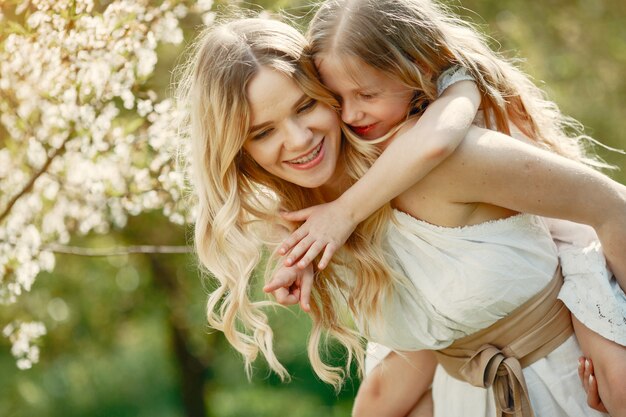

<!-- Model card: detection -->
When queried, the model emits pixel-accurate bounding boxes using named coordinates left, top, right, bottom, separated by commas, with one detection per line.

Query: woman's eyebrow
left=249, top=94, right=309, bottom=132
left=249, top=120, right=271, bottom=133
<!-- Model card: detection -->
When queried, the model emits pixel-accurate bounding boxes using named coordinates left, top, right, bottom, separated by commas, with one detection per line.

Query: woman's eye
left=297, top=99, right=317, bottom=113
left=252, top=128, right=273, bottom=140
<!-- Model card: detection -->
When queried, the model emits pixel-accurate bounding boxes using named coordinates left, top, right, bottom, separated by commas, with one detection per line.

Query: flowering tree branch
left=0, top=0, right=217, bottom=369
left=43, top=243, right=193, bottom=256
left=0, top=134, right=71, bottom=224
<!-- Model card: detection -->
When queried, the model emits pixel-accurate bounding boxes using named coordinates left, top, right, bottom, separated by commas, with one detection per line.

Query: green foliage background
left=1, top=1, right=625, bottom=416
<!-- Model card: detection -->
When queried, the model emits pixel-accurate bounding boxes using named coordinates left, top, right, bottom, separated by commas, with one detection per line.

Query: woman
left=177, top=17, right=626, bottom=416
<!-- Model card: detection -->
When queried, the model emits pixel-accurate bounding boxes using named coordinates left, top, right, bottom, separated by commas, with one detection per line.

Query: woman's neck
left=318, top=159, right=351, bottom=201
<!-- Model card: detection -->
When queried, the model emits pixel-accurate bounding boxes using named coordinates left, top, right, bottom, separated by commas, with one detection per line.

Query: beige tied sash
left=435, top=267, right=573, bottom=417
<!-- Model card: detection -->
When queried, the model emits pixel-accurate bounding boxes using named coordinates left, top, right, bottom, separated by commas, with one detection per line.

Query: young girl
left=178, top=14, right=626, bottom=417
left=268, top=0, right=626, bottom=415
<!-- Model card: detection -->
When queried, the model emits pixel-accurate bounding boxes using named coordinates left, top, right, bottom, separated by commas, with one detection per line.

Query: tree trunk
left=149, top=254, right=213, bottom=417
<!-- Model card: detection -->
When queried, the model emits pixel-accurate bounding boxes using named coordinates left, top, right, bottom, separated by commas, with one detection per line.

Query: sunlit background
left=1, top=0, right=624, bottom=416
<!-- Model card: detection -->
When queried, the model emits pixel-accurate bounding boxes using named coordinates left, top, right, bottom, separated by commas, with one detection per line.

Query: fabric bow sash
left=434, top=267, right=573, bottom=417
left=459, top=344, right=533, bottom=417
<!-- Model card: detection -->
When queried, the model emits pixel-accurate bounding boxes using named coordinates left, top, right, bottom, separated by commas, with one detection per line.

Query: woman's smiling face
left=243, top=66, right=343, bottom=190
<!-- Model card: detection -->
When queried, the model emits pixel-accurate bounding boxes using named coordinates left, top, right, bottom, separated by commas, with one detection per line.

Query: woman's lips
left=285, top=139, right=325, bottom=170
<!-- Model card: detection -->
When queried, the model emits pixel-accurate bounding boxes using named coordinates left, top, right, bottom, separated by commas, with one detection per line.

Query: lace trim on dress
left=558, top=242, right=626, bottom=346
left=392, top=208, right=536, bottom=236
left=436, top=65, right=476, bottom=97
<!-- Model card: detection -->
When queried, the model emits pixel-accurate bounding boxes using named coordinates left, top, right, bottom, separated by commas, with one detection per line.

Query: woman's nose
left=284, top=118, right=313, bottom=150
left=341, top=99, right=363, bottom=125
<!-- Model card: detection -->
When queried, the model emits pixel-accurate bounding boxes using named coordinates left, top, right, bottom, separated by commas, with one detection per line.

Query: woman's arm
left=448, top=127, right=626, bottom=288
left=353, top=350, right=437, bottom=417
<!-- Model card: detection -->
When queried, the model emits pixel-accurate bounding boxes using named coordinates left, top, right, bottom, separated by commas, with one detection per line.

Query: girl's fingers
left=278, top=229, right=308, bottom=256
left=297, top=241, right=326, bottom=269
left=285, top=235, right=315, bottom=266
left=280, top=207, right=313, bottom=221
left=317, top=243, right=337, bottom=270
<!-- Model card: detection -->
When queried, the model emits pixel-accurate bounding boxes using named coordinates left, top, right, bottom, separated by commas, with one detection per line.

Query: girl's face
left=316, top=54, right=414, bottom=140
left=243, top=67, right=343, bottom=190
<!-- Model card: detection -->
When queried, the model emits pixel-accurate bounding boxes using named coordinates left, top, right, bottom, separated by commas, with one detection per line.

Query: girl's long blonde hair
left=176, top=17, right=405, bottom=388
left=308, top=0, right=609, bottom=167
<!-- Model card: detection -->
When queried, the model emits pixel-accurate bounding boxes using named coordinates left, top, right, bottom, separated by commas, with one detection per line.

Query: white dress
left=545, top=218, right=626, bottom=346
left=362, top=211, right=614, bottom=417
left=434, top=65, right=626, bottom=347
left=361, top=66, right=624, bottom=416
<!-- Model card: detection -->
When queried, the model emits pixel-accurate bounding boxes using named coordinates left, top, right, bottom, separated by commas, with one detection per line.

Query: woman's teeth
left=290, top=142, right=322, bottom=164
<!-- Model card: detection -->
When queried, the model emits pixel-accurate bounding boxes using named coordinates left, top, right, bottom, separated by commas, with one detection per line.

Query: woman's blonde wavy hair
left=308, top=0, right=611, bottom=167
left=176, top=17, right=407, bottom=388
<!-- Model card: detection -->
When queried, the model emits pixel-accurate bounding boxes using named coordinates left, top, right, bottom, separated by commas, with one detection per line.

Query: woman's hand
left=578, top=357, right=608, bottom=413
left=263, top=263, right=314, bottom=312
left=278, top=200, right=358, bottom=270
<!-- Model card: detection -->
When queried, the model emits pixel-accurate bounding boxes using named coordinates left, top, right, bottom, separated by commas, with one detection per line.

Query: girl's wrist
left=335, top=194, right=365, bottom=225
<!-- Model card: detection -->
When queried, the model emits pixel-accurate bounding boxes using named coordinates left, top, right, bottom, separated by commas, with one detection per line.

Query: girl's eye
left=358, top=92, right=377, bottom=100
left=297, top=99, right=317, bottom=114
left=252, top=128, right=274, bottom=140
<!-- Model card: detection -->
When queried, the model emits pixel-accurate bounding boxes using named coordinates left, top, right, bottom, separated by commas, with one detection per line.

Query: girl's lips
left=285, top=139, right=325, bottom=170
left=350, top=123, right=377, bottom=136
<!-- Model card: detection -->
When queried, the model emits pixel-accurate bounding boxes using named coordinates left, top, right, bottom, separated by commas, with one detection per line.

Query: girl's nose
left=341, top=99, right=363, bottom=125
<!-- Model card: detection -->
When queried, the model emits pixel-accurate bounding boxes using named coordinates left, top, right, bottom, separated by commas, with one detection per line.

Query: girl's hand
left=578, top=357, right=608, bottom=413
left=263, top=263, right=314, bottom=312
left=278, top=200, right=358, bottom=270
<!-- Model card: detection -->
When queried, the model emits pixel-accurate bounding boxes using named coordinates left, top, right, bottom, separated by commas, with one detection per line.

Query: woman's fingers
left=273, top=287, right=299, bottom=306
left=578, top=357, right=587, bottom=391
left=580, top=357, right=608, bottom=413
left=299, top=267, right=314, bottom=312
left=263, top=269, right=295, bottom=293
left=587, top=374, right=608, bottom=412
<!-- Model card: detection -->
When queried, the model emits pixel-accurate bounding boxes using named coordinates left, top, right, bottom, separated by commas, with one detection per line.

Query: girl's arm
left=279, top=81, right=481, bottom=270
left=449, top=127, right=626, bottom=287
left=353, top=350, right=437, bottom=417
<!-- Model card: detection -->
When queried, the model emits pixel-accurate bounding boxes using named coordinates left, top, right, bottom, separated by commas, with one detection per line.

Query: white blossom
left=202, top=11, right=216, bottom=27
left=196, top=0, right=214, bottom=13
left=3, top=321, right=47, bottom=370
left=1, top=0, right=199, bottom=369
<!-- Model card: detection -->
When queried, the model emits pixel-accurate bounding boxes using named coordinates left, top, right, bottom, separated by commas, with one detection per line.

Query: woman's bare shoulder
left=444, top=126, right=546, bottom=173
